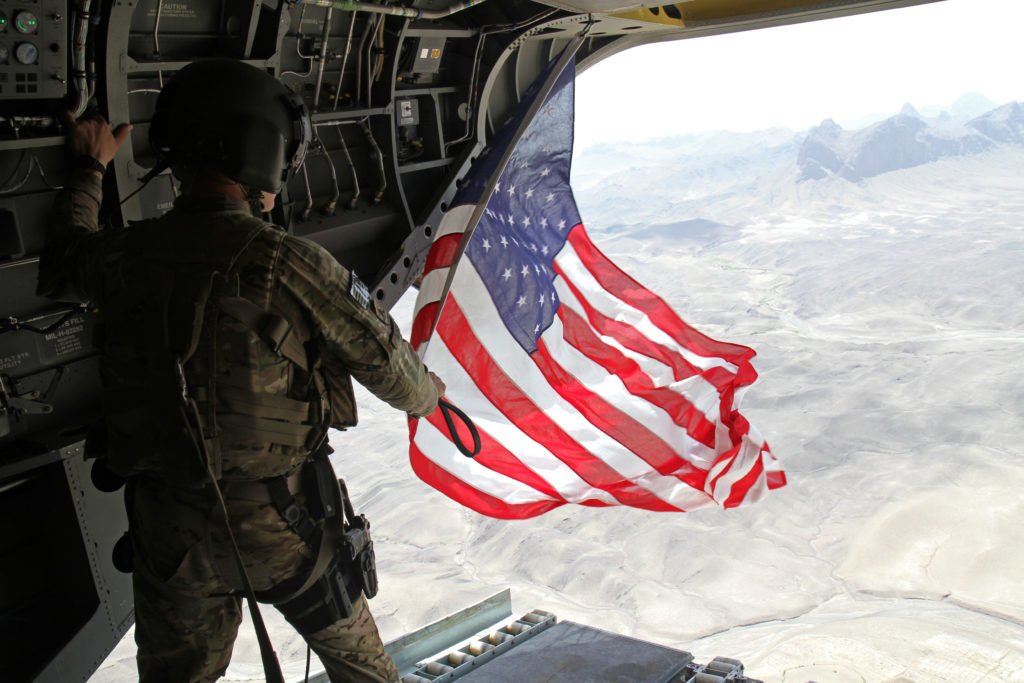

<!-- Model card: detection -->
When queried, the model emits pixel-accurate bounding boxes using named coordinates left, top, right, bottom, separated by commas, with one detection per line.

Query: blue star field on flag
left=462, top=63, right=579, bottom=354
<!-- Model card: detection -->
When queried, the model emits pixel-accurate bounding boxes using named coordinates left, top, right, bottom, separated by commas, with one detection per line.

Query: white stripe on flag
left=709, top=436, right=763, bottom=502
left=414, top=419, right=558, bottom=505
left=426, top=335, right=620, bottom=505
left=418, top=267, right=451, bottom=309
left=554, top=276, right=727, bottom=430
left=436, top=205, right=476, bottom=240
left=539, top=313, right=717, bottom=466
left=554, top=243, right=739, bottom=374
left=632, top=469, right=717, bottom=510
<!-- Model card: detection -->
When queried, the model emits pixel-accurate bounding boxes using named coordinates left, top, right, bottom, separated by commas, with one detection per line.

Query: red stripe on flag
left=424, top=233, right=462, bottom=272
left=723, top=450, right=766, bottom=509
left=556, top=304, right=718, bottom=462
left=420, top=407, right=570, bottom=504
left=724, top=408, right=751, bottom=449
left=567, top=226, right=757, bottom=366
left=554, top=261, right=720, bottom=394
left=766, top=468, right=787, bottom=489
left=409, top=441, right=562, bottom=520
left=533, top=336, right=704, bottom=487
left=555, top=262, right=741, bottom=437
left=412, top=301, right=440, bottom=348
left=411, top=232, right=463, bottom=348
left=439, top=298, right=682, bottom=511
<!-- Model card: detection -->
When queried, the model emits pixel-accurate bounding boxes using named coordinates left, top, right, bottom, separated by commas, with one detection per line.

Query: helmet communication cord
left=245, top=186, right=264, bottom=218
left=176, top=361, right=286, bottom=683
left=118, top=162, right=168, bottom=207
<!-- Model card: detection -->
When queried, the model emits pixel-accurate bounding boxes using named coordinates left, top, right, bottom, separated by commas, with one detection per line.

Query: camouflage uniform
left=40, top=169, right=439, bottom=682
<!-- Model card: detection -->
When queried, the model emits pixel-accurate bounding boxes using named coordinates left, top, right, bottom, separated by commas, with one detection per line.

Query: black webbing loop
left=267, top=476, right=318, bottom=544
left=438, top=399, right=481, bottom=458
left=337, top=477, right=357, bottom=524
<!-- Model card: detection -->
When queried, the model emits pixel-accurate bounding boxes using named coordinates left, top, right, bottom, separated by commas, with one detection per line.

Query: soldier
left=38, top=59, right=443, bottom=683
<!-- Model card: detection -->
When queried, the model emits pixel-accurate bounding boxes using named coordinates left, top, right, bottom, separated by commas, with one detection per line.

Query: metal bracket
left=683, top=656, right=752, bottom=683
left=0, top=371, right=58, bottom=421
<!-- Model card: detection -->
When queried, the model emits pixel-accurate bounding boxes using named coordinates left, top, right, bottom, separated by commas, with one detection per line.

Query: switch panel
left=0, top=2, right=68, bottom=100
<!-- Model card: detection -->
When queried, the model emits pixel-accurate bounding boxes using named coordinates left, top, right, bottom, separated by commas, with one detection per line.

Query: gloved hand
left=429, top=371, right=446, bottom=399
left=62, top=111, right=133, bottom=171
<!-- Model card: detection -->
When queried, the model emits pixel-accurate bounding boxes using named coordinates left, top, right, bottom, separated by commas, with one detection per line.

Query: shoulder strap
left=191, top=223, right=270, bottom=471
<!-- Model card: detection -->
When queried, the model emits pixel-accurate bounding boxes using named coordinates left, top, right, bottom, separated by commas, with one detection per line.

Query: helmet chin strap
left=244, top=185, right=265, bottom=218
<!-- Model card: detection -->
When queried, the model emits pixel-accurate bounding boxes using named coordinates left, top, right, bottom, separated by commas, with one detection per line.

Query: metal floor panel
left=457, top=621, right=694, bottom=683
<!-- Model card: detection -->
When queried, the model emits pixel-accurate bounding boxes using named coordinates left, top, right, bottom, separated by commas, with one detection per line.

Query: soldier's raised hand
left=429, top=371, right=446, bottom=399
left=62, top=111, right=133, bottom=170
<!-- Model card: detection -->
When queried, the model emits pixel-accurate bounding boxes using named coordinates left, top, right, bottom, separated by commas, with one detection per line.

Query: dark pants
left=130, top=478, right=399, bottom=683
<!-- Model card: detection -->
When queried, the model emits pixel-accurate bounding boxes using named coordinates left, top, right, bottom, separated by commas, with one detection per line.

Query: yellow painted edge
left=610, top=6, right=687, bottom=27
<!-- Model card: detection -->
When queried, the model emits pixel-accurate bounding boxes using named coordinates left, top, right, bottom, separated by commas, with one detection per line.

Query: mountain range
left=798, top=100, right=1024, bottom=181
left=570, top=95, right=1024, bottom=235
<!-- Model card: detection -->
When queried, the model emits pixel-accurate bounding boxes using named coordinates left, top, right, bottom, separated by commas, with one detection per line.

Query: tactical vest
left=97, top=203, right=354, bottom=486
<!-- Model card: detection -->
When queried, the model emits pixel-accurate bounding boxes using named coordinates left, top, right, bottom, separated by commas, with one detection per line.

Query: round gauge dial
left=0, top=46, right=9, bottom=64
left=0, top=12, right=9, bottom=32
left=15, top=11, right=39, bottom=34
left=15, top=41, right=38, bottom=65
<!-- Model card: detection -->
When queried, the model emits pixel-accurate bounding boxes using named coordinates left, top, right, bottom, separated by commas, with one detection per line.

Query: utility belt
left=229, top=454, right=379, bottom=634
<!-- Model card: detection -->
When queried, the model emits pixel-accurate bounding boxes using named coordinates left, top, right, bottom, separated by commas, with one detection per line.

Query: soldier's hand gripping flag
left=409, top=54, right=785, bottom=519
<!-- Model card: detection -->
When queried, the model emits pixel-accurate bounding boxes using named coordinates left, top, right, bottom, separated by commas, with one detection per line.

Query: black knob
left=90, top=458, right=125, bottom=492
left=112, top=532, right=134, bottom=573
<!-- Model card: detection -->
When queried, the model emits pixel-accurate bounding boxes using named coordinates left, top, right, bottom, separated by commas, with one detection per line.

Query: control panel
left=0, top=1, right=68, bottom=99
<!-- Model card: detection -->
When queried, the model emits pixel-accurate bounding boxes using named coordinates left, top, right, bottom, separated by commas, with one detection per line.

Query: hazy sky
left=574, top=0, right=1022, bottom=147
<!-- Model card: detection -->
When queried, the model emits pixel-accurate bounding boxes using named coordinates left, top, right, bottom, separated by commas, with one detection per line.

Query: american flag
left=409, top=57, right=785, bottom=519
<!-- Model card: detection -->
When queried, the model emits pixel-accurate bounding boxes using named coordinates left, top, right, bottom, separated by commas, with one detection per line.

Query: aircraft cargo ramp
left=305, top=590, right=762, bottom=683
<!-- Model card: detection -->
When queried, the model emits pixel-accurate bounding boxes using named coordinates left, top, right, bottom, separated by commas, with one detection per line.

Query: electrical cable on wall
left=71, top=0, right=96, bottom=116
left=360, top=117, right=386, bottom=204
left=315, top=130, right=341, bottom=214
left=291, top=0, right=491, bottom=21
left=300, top=162, right=314, bottom=220
left=312, top=6, right=335, bottom=109
left=331, top=11, right=358, bottom=110
left=283, top=3, right=317, bottom=77
left=0, top=154, right=63, bottom=194
left=355, top=12, right=373, bottom=106
left=153, top=0, right=165, bottom=87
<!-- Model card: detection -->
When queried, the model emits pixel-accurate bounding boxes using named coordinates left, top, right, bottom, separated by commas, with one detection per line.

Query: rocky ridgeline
left=798, top=101, right=1024, bottom=181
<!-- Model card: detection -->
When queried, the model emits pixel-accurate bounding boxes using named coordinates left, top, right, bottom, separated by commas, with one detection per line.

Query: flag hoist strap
left=219, top=296, right=313, bottom=372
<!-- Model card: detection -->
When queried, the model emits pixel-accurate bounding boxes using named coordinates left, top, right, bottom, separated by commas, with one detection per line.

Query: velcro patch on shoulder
left=349, top=272, right=372, bottom=309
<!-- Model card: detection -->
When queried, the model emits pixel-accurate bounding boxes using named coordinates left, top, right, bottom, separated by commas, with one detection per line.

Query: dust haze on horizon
left=574, top=0, right=1023, bottom=148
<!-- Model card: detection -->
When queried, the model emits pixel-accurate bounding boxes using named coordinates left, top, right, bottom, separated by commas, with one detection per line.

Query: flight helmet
left=149, top=58, right=310, bottom=194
